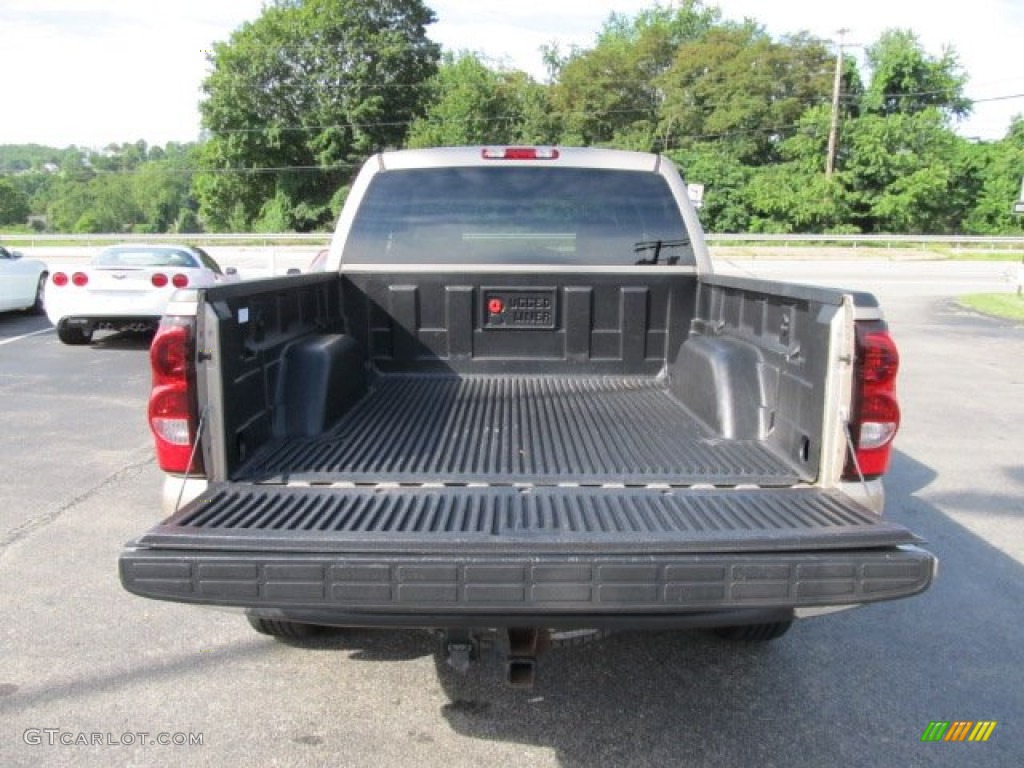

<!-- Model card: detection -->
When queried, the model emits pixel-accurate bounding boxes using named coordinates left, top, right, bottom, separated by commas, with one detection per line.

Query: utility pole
left=1014, top=176, right=1024, bottom=296
left=825, top=28, right=849, bottom=180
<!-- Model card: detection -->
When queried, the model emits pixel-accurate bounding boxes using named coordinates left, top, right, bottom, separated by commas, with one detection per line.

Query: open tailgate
left=121, top=484, right=934, bottom=618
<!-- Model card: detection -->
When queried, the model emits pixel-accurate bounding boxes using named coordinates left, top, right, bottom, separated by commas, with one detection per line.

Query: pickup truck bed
left=121, top=148, right=935, bottom=648
left=121, top=267, right=932, bottom=623
left=240, top=373, right=799, bottom=486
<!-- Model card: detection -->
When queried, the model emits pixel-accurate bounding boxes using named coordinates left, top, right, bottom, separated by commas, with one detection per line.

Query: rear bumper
left=119, top=545, right=935, bottom=625
left=45, top=294, right=168, bottom=328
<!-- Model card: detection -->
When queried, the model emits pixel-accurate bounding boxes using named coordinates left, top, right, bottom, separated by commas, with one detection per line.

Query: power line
left=972, top=92, right=1024, bottom=104
left=37, top=124, right=828, bottom=178
left=10, top=88, right=1021, bottom=179
left=193, top=86, right=1022, bottom=139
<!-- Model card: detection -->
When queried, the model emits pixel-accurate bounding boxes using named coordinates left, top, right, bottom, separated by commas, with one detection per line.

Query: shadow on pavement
left=89, top=329, right=155, bottom=351
left=268, top=627, right=436, bottom=663
left=420, top=449, right=1022, bottom=767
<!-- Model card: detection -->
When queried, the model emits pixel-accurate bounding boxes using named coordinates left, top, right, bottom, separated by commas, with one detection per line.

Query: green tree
left=659, top=27, right=832, bottom=162
left=57, top=147, right=94, bottom=183
left=863, top=29, right=970, bottom=119
left=0, top=178, right=30, bottom=226
left=45, top=177, right=92, bottom=232
left=11, top=169, right=54, bottom=215
left=548, top=1, right=721, bottom=148
left=841, top=109, right=960, bottom=232
left=132, top=159, right=193, bottom=233
left=0, top=144, right=63, bottom=173
left=741, top=107, right=852, bottom=232
left=36, top=142, right=197, bottom=233
left=195, top=0, right=439, bottom=232
left=407, top=53, right=557, bottom=147
left=45, top=173, right=142, bottom=234
left=803, top=30, right=973, bottom=234
left=963, top=118, right=1024, bottom=233
left=92, top=140, right=149, bottom=173
left=76, top=175, right=143, bottom=233
left=666, top=146, right=753, bottom=232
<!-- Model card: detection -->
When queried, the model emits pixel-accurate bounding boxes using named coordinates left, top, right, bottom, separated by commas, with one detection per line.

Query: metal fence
left=704, top=234, right=1024, bottom=249
left=3, top=233, right=328, bottom=247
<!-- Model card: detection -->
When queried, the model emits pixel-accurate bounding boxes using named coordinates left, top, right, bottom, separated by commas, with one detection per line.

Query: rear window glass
left=191, top=247, right=223, bottom=274
left=342, top=167, right=694, bottom=266
left=93, top=248, right=198, bottom=268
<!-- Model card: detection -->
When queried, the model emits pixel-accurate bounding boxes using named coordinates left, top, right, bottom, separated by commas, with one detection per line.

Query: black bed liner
left=239, top=375, right=800, bottom=486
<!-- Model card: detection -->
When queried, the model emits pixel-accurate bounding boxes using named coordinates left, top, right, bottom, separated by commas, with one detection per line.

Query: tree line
left=2, top=0, right=1022, bottom=235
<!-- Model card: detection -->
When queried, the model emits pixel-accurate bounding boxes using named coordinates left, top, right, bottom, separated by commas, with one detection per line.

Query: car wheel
left=32, top=273, right=47, bottom=314
left=57, top=320, right=93, bottom=346
left=712, top=621, right=793, bottom=642
left=246, top=614, right=325, bottom=640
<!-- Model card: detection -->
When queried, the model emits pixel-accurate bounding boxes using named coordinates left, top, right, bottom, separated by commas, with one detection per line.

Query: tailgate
left=121, top=484, right=934, bottom=616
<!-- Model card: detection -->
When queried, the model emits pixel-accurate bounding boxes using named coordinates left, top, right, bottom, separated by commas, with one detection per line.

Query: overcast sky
left=2, top=0, right=1022, bottom=147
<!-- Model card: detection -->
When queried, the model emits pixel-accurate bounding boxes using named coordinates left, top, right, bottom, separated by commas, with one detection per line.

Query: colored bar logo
left=921, top=721, right=997, bottom=742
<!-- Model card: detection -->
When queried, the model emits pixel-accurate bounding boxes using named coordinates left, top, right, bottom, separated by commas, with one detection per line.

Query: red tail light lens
left=149, top=386, right=193, bottom=449
left=52, top=272, right=68, bottom=287
left=152, top=273, right=168, bottom=288
left=172, top=273, right=189, bottom=288
left=72, top=272, right=89, bottom=287
left=482, top=147, right=560, bottom=160
left=844, top=323, right=901, bottom=480
left=148, top=317, right=202, bottom=474
left=860, top=331, right=899, bottom=385
left=151, top=324, right=188, bottom=384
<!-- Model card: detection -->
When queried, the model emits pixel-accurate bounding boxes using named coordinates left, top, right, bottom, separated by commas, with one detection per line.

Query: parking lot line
left=0, top=327, right=54, bottom=346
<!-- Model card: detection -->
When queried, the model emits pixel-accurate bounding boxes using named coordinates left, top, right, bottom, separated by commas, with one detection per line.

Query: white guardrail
left=4, top=232, right=1024, bottom=249
left=707, top=234, right=1024, bottom=248
left=4, top=233, right=328, bottom=246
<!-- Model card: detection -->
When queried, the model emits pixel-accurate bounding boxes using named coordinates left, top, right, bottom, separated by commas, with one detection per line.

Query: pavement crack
left=0, top=448, right=153, bottom=555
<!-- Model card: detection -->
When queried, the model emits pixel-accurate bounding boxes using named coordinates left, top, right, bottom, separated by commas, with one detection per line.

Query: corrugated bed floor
left=241, top=375, right=799, bottom=486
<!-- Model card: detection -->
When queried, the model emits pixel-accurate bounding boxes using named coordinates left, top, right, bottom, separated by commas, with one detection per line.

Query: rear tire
left=713, top=621, right=793, bottom=642
left=57, top=320, right=92, bottom=345
left=246, top=615, right=324, bottom=640
left=32, top=273, right=47, bottom=314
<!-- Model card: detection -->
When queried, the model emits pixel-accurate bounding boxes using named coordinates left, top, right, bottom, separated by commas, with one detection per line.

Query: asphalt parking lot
left=0, top=259, right=1021, bottom=767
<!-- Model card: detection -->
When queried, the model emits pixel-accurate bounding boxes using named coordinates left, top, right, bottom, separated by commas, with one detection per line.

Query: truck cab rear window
left=341, top=167, right=694, bottom=266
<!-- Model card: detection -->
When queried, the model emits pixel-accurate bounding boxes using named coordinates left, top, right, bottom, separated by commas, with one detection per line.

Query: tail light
left=152, top=273, right=168, bottom=288
left=172, top=273, right=189, bottom=288
left=148, top=316, right=203, bottom=474
left=482, top=147, right=560, bottom=160
left=72, top=272, right=89, bottom=286
left=52, top=272, right=69, bottom=287
left=844, top=321, right=900, bottom=480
